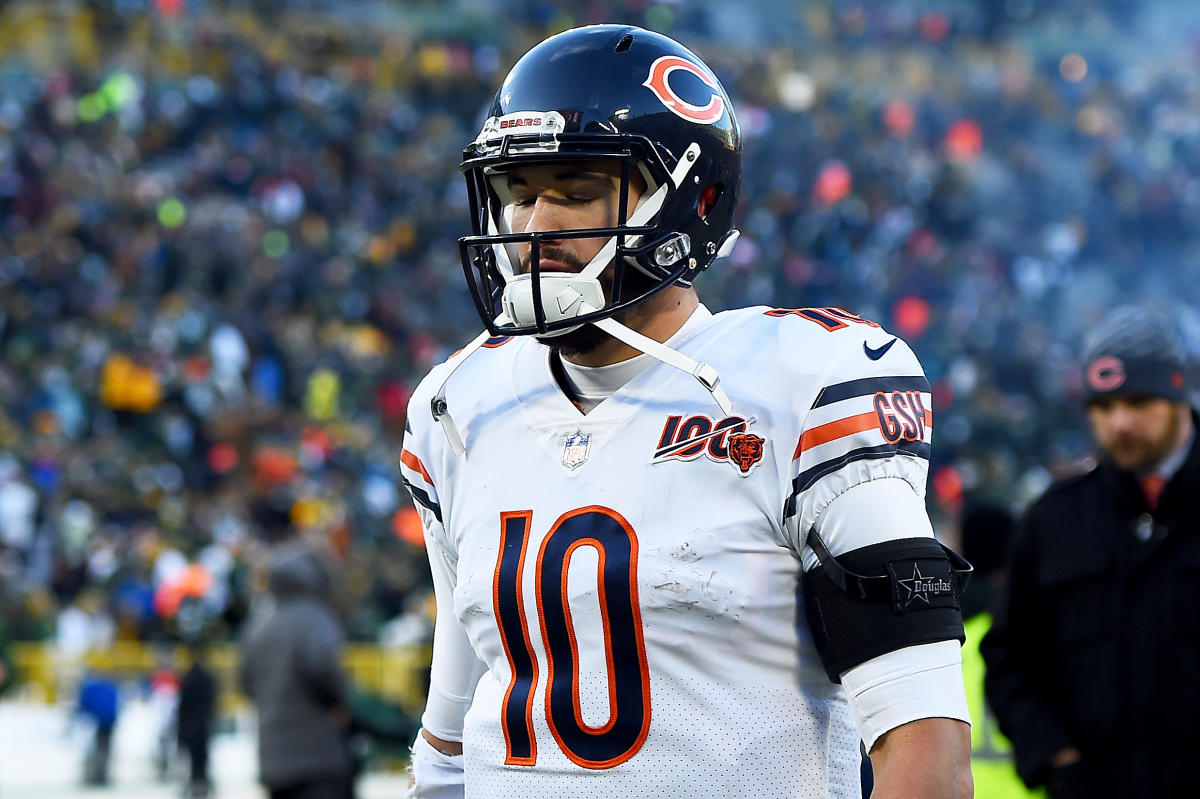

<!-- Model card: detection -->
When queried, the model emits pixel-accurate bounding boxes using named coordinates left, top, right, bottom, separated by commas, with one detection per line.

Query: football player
left=401, top=24, right=973, bottom=798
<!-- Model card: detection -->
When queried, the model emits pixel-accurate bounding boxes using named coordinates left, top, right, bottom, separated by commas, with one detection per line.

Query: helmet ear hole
left=698, top=184, right=723, bottom=220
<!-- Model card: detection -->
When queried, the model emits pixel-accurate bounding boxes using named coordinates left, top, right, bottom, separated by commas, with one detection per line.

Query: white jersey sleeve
left=400, top=386, right=487, bottom=744
left=778, top=315, right=933, bottom=559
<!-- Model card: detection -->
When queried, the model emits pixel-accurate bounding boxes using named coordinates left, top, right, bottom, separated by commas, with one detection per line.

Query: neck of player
left=561, top=285, right=699, bottom=368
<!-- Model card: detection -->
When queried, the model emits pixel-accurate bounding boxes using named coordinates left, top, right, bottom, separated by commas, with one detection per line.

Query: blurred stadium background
left=3, top=0, right=1200, bottom=796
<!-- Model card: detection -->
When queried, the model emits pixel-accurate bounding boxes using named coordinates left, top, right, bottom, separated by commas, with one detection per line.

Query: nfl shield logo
left=562, top=430, right=591, bottom=470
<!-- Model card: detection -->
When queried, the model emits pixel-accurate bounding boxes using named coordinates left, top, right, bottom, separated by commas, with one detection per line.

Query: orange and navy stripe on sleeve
left=399, top=448, right=442, bottom=523
left=785, top=374, right=932, bottom=518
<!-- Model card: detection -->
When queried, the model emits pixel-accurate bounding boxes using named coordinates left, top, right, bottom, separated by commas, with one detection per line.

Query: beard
left=523, top=246, right=660, bottom=359
left=1101, top=403, right=1188, bottom=472
left=542, top=321, right=613, bottom=359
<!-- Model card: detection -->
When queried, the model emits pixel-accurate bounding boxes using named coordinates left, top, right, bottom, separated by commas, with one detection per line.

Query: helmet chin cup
left=500, top=272, right=607, bottom=336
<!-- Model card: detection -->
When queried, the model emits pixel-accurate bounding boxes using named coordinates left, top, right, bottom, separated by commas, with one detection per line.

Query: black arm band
left=802, top=533, right=971, bottom=683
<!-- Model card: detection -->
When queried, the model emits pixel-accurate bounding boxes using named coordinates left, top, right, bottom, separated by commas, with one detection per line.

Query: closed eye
left=511, top=194, right=599, bottom=208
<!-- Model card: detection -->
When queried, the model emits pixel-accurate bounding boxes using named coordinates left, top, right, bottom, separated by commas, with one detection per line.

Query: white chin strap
left=432, top=304, right=730, bottom=457
left=587, top=305, right=732, bottom=415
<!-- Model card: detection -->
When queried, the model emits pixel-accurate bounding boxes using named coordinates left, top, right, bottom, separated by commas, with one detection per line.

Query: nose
left=1106, top=402, right=1142, bottom=434
left=521, top=196, right=567, bottom=239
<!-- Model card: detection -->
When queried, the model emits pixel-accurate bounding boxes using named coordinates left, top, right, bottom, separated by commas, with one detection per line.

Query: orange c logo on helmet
left=642, top=55, right=726, bottom=125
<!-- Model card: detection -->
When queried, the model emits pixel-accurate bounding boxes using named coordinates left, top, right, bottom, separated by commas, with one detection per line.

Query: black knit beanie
left=1082, top=306, right=1187, bottom=403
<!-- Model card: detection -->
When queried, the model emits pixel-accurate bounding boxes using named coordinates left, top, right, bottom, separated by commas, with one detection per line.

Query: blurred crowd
left=3, top=0, right=1200, bottom=655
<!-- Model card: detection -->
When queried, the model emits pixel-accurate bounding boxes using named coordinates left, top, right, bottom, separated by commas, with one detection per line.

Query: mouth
left=519, top=249, right=582, bottom=275
left=535, top=258, right=575, bottom=273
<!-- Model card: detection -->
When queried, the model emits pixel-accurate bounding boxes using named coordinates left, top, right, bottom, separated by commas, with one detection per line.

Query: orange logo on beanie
left=1086, top=356, right=1126, bottom=392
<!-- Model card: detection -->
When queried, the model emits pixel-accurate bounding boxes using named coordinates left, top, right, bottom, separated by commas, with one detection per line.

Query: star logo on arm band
left=894, top=564, right=955, bottom=610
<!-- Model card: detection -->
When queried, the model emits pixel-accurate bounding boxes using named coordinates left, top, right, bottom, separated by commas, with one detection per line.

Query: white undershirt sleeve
left=420, top=521, right=487, bottom=742
left=803, top=477, right=935, bottom=570
left=840, top=640, right=969, bottom=752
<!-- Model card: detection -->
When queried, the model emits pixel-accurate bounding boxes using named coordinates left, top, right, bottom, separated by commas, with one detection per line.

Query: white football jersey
left=401, top=305, right=934, bottom=798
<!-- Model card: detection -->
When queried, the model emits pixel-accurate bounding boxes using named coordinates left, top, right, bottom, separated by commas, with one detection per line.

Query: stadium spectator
left=177, top=641, right=219, bottom=798
left=239, top=548, right=353, bottom=799
left=982, top=306, right=1200, bottom=798
left=148, top=649, right=181, bottom=781
left=77, top=668, right=121, bottom=786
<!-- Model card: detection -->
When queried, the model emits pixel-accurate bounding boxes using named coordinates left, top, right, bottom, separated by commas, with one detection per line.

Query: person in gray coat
left=239, top=549, right=353, bottom=799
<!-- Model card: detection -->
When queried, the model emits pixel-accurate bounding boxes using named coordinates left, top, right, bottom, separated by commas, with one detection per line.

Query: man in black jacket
left=982, top=305, right=1199, bottom=799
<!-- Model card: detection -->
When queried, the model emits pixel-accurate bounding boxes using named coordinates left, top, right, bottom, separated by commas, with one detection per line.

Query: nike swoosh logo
left=863, top=338, right=898, bottom=361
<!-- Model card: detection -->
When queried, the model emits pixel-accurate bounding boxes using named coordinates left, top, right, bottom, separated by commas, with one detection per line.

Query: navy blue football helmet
left=458, top=25, right=742, bottom=337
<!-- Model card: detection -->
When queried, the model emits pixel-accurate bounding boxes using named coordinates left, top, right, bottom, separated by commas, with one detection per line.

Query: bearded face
left=1087, top=395, right=1190, bottom=472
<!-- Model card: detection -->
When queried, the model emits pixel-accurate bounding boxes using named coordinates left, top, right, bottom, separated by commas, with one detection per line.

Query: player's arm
left=804, top=480, right=972, bottom=797
left=399, top=433, right=484, bottom=799
left=420, top=730, right=463, bottom=756
left=403, top=514, right=485, bottom=799
left=781, top=318, right=970, bottom=794
left=868, top=716, right=972, bottom=799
